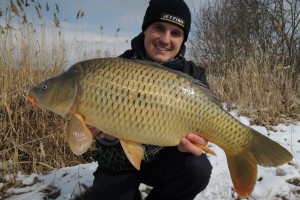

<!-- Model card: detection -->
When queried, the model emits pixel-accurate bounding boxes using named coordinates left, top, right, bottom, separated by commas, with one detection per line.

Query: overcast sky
left=0, top=0, right=205, bottom=58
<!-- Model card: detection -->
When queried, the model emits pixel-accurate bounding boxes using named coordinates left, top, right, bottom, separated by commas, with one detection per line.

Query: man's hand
left=87, top=125, right=207, bottom=155
left=178, top=134, right=208, bottom=156
left=86, top=125, right=117, bottom=141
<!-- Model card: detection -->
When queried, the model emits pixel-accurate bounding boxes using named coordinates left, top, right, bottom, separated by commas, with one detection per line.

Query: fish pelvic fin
left=120, top=140, right=145, bottom=170
left=227, top=128, right=293, bottom=198
left=68, top=114, right=93, bottom=155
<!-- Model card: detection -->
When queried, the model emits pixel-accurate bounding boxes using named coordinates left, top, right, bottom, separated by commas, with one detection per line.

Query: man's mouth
left=154, top=44, right=170, bottom=51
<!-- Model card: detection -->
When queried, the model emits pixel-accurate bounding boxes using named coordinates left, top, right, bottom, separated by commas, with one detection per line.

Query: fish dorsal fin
left=131, top=58, right=222, bottom=107
left=192, top=80, right=223, bottom=107
left=68, top=113, right=93, bottom=155
left=120, top=140, right=145, bottom=170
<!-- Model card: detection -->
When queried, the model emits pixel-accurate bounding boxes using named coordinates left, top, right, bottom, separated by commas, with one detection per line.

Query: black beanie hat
left=142, top=0, right=191, bottom=42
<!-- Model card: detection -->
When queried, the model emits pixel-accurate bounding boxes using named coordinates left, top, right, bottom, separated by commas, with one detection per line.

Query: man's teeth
left=155, top=44, right=169, bottom=51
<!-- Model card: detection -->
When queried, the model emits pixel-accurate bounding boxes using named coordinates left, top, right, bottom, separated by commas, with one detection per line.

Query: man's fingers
left=178, top=134, right=210, bottom=156
left=86, top=125, right=117, bottom=141
left=179, top=138, right=203, bottom=156
left=186, top=134, right=208, bottom=146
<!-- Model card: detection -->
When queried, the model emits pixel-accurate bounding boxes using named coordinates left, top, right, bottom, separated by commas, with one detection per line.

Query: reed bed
left=207, top=52, right=299, bottom=127
left=0, top=14, right=89, bottom=197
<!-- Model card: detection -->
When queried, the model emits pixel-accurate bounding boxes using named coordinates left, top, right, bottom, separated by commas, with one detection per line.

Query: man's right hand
left=86, top=125, right=117, bottom=141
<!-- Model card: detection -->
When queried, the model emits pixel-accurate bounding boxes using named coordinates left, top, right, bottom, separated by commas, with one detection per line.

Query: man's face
left=144, top=21, right=184, bottom=62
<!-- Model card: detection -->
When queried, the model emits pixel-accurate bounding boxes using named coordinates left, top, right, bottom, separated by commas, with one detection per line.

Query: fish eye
left=42, top=84, right=48, bottom=90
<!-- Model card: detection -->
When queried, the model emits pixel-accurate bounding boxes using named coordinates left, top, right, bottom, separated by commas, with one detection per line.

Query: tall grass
left=0, top=4, right=89, bottom=196
left=0, top=1, right=117, bottom=182
left=207, top=50, right=300, bottom=127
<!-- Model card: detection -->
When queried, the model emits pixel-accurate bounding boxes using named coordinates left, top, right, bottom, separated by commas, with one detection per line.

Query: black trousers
left=89, top=147, right=212, bottom=200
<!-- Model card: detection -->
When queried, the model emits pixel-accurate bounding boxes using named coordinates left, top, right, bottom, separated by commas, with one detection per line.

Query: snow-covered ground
left=2, top=113, right=300, bottom=200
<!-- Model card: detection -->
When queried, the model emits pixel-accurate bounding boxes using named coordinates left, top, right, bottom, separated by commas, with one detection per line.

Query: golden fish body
left=27, top=58, right=293, bottom=198
left=77, top=59, right=246, bottom=152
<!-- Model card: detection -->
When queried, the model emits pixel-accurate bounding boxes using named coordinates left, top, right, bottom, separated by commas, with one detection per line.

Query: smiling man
left=143, top=21, right=184, bottom=62
left=88, top=0, right=212, bottom=199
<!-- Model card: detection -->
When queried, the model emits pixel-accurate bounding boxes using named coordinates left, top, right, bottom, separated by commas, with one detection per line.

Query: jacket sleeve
left=118, top=50, right=133, bottom=59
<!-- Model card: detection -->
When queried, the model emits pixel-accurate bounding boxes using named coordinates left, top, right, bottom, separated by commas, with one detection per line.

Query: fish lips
left=26, top=91, right=37, bottom=106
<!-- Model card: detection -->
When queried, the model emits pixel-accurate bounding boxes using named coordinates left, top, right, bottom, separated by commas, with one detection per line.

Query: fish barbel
left=27, top=58, right=293, bottom=198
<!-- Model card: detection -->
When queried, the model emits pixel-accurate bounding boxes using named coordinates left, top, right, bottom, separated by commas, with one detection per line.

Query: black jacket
left=93, top=33, right=209, bottom=171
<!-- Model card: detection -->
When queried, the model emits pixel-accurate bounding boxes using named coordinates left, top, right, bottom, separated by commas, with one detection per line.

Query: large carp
left=27, top=58, right=293, bottom=198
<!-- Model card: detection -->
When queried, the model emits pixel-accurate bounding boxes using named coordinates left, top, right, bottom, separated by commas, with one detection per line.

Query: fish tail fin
left=227, top=152, right=257, bottom=198
left=227, top=128, right=293, bottom=198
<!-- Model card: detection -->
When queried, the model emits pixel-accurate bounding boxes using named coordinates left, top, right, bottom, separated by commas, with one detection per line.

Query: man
left=89, top=0, right=212, bottom=199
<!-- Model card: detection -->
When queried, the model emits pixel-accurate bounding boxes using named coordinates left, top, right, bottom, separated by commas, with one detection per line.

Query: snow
left=2, top=116, right=300, bottom=200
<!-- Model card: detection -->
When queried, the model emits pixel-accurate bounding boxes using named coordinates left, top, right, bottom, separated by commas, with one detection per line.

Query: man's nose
left=159, top=31, right=171, bottom=44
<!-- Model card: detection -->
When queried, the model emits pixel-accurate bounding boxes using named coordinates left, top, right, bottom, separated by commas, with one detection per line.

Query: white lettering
left=160, top=13, right=185, bottom=27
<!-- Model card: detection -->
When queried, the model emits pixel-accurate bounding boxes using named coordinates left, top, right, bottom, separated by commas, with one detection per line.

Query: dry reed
left=0, top=4, right=92, bottom=197
left=207, top=51, right=300, bottom=127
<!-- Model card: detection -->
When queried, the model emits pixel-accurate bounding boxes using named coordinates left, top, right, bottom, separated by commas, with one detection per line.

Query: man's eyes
left=154, top=26, right=164, bottom=32
left=172, top=31, right=183, bottom=37
left=153, top=25, right=183, bottom=37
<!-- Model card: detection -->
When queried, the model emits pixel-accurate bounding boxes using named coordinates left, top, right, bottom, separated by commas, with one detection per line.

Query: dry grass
left=0, top=2, right=113, bottom=197
left=0, top=5, right=91, bottom=196
left=207, top=52, right=300, bottom=127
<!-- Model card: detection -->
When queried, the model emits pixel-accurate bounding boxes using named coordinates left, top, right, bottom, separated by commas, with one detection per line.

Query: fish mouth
left=26, top=93, right=37, bottom=106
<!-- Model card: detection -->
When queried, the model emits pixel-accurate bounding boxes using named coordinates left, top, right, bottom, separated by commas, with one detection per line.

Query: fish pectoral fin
left=194, top=144, right=217, bottom=156
left=68, top=114, right=93, bottom=155
left=120, top=140, right=145, bottom=170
